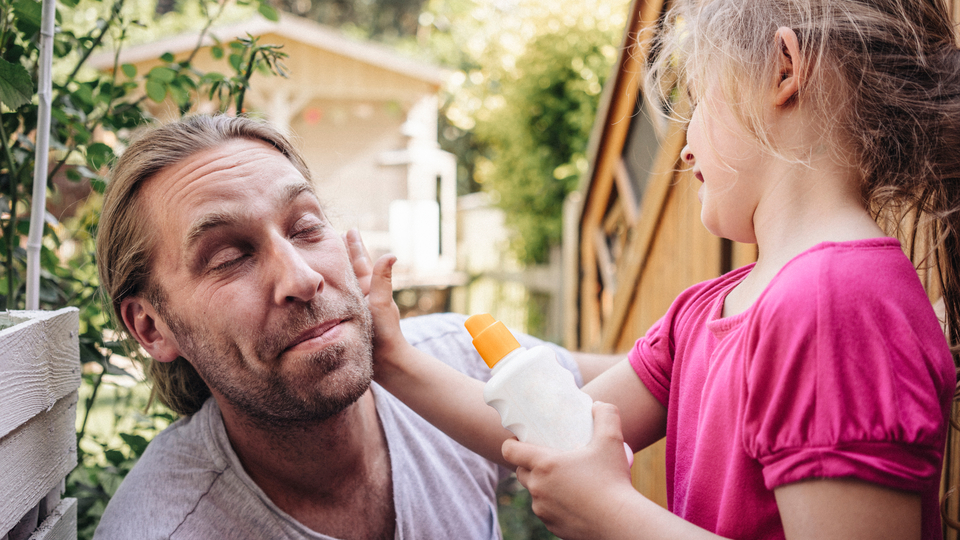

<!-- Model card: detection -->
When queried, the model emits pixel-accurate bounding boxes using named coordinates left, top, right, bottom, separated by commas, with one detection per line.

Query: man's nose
left=270, top=238, right=323, bottom=304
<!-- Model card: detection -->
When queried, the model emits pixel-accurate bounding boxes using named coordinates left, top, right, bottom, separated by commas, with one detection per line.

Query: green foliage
left=68, top=378, right=174, bottom=538
left=271, top=0, right=427, bottom=41
left=497, top=476, right=558, bottom=540
left=474, top=25, right=620, bottom=264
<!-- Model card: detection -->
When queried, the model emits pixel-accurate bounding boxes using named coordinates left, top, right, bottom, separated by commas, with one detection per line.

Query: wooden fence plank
left=28, top=498, right=77, bottom=540
left=0, top=308, right=80, bottom=440
left=0, top=392, right=78, bottom=538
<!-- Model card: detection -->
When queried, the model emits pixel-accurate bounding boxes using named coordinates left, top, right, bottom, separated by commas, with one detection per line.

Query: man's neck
left=217, top=388, right=396, bottom=539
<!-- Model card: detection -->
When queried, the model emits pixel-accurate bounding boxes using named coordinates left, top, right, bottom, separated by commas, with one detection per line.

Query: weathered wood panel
left=0, top=308, right=81, bottom=439
left=28, top=498, right=77, bottom=540
left=616, top=170, right=723, bottom=509
left=0, top=392, right=78, bottom=538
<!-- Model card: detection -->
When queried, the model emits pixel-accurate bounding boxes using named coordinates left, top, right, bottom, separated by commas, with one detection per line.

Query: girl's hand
left=344, top=229, right=373, bottom=295
left=343, top=229, right=409, bottom=374
left=502, top=402, right=639, bottom=540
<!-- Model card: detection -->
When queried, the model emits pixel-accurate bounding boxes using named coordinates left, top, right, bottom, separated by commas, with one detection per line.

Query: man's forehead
left=142, top=139, right=320, bottom=257
left=143, top=139, right=314, bottom=207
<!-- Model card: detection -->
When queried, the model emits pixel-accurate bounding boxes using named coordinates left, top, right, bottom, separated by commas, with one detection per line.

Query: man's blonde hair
left=97, top=115, right=314, bottom=416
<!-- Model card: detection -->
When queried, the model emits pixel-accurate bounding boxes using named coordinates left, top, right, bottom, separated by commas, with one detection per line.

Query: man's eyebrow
left=182, top=181, right=320, bottom=252
left=283, top=181, right=316, bottom=205
left=183, top=211, right=240, bottom=253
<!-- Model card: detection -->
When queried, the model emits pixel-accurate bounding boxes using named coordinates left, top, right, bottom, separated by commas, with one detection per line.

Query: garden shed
left=570, top=0, right=960, bottom=534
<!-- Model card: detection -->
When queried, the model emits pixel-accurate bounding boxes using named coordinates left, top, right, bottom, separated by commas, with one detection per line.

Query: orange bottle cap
left=464, top=313, right=521, bottom=368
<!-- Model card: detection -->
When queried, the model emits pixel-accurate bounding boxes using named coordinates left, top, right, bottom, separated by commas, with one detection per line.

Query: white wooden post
left=0, top=308, right=81, bottom=540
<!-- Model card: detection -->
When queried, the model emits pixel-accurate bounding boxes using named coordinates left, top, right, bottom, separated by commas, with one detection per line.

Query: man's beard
left=158, top=282, right=375, bottom=430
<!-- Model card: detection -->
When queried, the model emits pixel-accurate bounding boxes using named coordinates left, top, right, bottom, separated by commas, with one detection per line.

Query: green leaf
left=160, top=52, right=175, bottom=63
left=0, top=58, right=34, bottom=110
left=211, top=45, right=224, bottom=60
left=147, top=66, right=176, bottom=84
left=258, top=2, right=279, bottom=21
left=90, top=178, right=106, bottom=194
left=168, top=84, right=189, bottom=107
left=104, top=449, right=125, bottom=467
left=12, top=0, right=42, bottom=37
left=119, top=433, right=149, bottom=457
left=72, top=83, right=94, bottom=106
left=85, top=142, right=114, bottom=170
left=120, top=63, right=136, bottom=78
left=145, top=79, right=166, bottom=103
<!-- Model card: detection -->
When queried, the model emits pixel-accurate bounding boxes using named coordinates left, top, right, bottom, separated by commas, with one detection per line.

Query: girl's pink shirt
left=629, top=238, right=954, bottom=539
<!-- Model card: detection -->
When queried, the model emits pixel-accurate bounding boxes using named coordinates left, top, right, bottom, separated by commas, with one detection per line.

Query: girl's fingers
left=592, top=401, right=624, bottom=439
left=369, top=254, right=397, bottom=308
left=344, top=229, right=373, bottom=295
left=502, top=438, right=553, bottom=471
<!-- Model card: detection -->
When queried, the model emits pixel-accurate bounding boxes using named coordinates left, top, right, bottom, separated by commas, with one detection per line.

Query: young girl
left=351, top=0, right=960, bottom=537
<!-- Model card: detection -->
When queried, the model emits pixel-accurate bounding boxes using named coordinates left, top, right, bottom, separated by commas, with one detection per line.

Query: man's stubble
left=153, top=275, right=375, bottom=431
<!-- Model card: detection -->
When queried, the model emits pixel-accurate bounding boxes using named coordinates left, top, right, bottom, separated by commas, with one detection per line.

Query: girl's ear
left=774, top=27, right=802, bottom=106
left=120, top=296, right=182, bottom=363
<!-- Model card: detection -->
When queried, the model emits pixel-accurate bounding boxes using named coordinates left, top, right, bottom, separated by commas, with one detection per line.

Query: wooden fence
left=0, top=308, right=81, bottom=540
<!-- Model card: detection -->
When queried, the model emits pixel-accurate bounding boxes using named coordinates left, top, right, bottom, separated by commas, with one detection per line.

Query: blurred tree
left=408, top=0, right=629, bottom=263
left=272, top=0, right=427, bottom=40
left=472, top=24, right=620, bottom=263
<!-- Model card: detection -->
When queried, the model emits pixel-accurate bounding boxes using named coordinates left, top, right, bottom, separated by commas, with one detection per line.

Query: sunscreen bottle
left=465, top=313, right=594, bottom=451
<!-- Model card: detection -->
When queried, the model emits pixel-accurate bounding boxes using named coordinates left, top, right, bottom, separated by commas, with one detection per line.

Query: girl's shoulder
left=751, top=237, right=952, bottom=378
left=764, top=237, right=915, bottom=306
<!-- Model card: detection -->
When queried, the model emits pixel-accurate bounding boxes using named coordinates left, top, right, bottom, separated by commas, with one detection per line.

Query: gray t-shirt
left=94, top=313, right=580, bottom=540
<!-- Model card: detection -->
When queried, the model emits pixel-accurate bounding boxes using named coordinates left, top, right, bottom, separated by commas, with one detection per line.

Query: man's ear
left=120, top=296, right=181, bottom=363
left=774, top=26, right=802, bottom=106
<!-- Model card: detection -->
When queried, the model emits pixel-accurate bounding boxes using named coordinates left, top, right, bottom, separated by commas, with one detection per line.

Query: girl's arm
left=504, top=403, right=922, bottom=540
left=347, top=230, right=515, bottom=467
left=775, top=480, right=920, bottom=540
left=503, top=402, right=723, bottom=540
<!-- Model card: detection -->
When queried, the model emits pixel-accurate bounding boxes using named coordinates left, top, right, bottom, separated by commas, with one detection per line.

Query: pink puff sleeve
left=740, top=249, right=953, bottom=494
left=629, top=314, right=673, bottom=408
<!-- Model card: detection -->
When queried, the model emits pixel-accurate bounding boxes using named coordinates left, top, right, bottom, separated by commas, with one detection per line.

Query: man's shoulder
left=399, top=312, right=470, bottom=347
left=94, top=404, right=227, bottom=539
left=399, top=312, right=579, bottom=385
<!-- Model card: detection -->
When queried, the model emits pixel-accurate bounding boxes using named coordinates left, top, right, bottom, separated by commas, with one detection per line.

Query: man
left=94, top=115, right=613, bottom=539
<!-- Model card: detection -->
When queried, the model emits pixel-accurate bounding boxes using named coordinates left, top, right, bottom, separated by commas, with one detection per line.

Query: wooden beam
left=0, top=392, right=78, bottom=538
left=580, top=221, right=603, bottom=350
left=614, top=159, right=639, bottom=225
left=601, top=120, right=688, bottom=351
left=28, top=498, right=77, bottom=540
left=0, top=308, right=80, bottom=440
left=594, top=229, right=618, bottom=294
left=577, top=0, right=667, bottom=351
left=603, top=201, right=626, bottom=236
left=580, top=0, right=664, bottom=235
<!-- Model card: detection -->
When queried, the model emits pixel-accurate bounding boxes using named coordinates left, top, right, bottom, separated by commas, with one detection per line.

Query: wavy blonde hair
left=96, top=115, right=313, bottom=416
left=647, top=0, right=960, bottom=364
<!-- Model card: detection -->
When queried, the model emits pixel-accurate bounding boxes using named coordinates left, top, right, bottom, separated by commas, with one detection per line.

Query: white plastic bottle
left=465, top=313, right=594, bottom=451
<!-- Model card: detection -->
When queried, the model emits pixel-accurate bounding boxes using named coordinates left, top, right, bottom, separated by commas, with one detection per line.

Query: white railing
left=0, top=308, right=80, bottom=540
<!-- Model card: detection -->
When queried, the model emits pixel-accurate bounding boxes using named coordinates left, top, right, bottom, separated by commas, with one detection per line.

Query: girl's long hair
left=646, top=0, right=960, bottom=377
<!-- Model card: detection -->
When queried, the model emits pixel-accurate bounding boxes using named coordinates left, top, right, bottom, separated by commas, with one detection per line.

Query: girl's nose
left=681, top=145, right=695, bottom=165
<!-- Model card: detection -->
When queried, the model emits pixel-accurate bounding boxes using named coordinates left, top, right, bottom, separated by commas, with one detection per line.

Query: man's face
left=142, top=138, right=373, bottom=427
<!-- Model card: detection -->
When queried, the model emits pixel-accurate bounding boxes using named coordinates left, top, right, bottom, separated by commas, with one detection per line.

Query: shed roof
left=88, top=12, right=446, bottom=86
